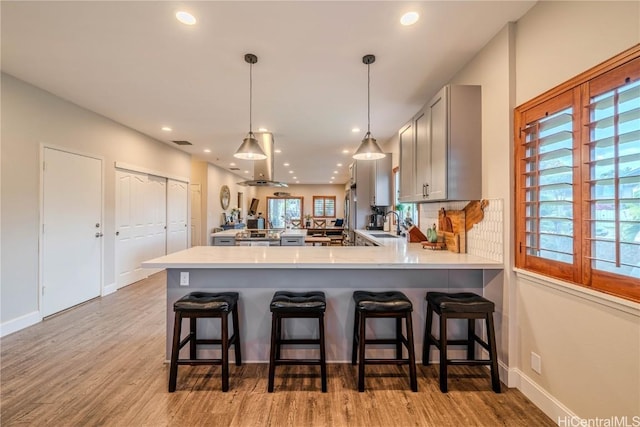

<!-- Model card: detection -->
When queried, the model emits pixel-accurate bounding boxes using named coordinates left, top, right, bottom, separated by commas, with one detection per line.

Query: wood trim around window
left=514, top=44, right=640, bottom=302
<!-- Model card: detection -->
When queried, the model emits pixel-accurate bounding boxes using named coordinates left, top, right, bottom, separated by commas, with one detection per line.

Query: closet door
left=167, top=179, right=188, bottom=254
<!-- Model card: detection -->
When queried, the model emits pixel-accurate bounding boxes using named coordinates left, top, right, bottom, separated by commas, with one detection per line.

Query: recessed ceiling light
left=176, top=11, right=196, bottom=25
left=274, top=149, right=282, bottom=153
left=342, top=149, right=350, bottom=154
left=400, top=11, right=419, bottom=26
left=244, top=170, right=249, bottom=174
left=337, top=163, right=343, bottom=167
left=333, top=171, right=338, bottom=174
left=296, top=181, right=300, bottom=184
left=351, top=128, right=360, bottom=133
left=283, top=162, right=290, bottom=167
left=230, top=162, right=236, bottom=166
left=292, top=176, right=297, bottom=179
left=289, top=170, right=294, bottom=174
left=258, top=127, right=268, bottom=132
left=203, top=149, right=211, bottom=153
left=161, top=126, right=172, bottom=132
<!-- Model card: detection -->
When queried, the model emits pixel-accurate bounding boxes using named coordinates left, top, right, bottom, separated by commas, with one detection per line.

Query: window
left=267, top=196, right=303, bottom=228
left=515, top=46, right=640, bottom=302
left=313, top=196, right=336, bottom=218
left=393, top=167, right=419, bottom=226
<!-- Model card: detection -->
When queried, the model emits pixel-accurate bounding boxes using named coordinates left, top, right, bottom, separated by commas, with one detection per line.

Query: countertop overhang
left=143, top=230, right=503, bottom=270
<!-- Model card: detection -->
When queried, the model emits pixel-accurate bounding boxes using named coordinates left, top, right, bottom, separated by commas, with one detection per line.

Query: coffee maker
left=368, top=210, right=385, bottom=230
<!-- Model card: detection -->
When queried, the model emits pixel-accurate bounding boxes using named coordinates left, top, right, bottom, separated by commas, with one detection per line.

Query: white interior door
left=167, top=179, right=188, bottom=254
left=42, top=148, right=102, bottom=317
left=145, top=175, right=167, bottom=275
left=190, top=184, right=202, bottom=247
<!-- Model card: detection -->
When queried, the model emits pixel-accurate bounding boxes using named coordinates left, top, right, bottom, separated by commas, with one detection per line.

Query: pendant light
left=234, top=53, right=267, bottom=160
left=353, top=54, right=385, bottom=160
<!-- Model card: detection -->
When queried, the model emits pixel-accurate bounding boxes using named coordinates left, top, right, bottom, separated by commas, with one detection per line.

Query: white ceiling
left=1, top=1, right=535, bottom=185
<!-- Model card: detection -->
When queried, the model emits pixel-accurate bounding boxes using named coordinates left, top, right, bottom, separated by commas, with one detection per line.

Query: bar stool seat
left=351, top=291, right=418, bottom=392
left=268, top=291, right=327, bottom=392
left=423, top=291, right=500, bottom=393
left=169, top=291, right=241, bottom=392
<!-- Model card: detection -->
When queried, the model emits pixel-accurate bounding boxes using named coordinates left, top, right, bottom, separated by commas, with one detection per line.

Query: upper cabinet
left=399, top=85, right=482, bottom=203
left=369, top=155, right=392, bottom=207
left=350, top=156, right=392, bottom=207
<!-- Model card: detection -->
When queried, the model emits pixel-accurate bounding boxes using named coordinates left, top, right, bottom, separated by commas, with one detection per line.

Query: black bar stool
left=351, top=290, right=418, bottom=392
left=423, top=291, right=500, bottom=393
left=169, top=292, right=241, bottom=392
left=268, top=291, right=327, bottom=392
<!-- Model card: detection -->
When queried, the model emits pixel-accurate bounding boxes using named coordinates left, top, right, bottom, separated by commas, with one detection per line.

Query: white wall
left=1, top=73, right=191, bottom=328
left=206, top=163, right=257, bottom=241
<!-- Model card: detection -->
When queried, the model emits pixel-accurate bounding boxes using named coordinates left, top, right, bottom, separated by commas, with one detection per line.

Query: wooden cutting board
left=438, top=208, right=466, bottom=253
left=440, top=231, right=460, bottom=253
left=463, top=199, right=489, bottom=231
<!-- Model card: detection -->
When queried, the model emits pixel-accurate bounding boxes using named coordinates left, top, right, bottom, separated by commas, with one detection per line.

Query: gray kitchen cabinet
left=280, top=235, right=304, bottom=246
left=399, top=85, right=481, bottom=203
left=212, top=236, right=236, bottom=246
left=369, top=155, right=392, bottom=207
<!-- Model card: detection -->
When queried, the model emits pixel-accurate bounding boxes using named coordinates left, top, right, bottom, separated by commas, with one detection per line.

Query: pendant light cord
left=367, top=62, right=371, bottom=135
left=249, top=61, right=253, bottom=134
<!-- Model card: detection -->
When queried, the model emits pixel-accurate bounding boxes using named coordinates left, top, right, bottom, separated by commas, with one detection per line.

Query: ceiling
left=1, top=1, right=535, bottom=185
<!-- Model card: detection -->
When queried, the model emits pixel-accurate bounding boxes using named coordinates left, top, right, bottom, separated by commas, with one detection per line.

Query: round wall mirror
left=220, top=185, right=230, bottom=210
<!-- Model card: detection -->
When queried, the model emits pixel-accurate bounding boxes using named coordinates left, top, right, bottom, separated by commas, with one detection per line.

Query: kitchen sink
left=369, top=233, right=399, bottom=238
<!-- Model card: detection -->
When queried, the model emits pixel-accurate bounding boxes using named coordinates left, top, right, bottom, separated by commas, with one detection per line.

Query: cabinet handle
left=424, top=183, right=429, bottom=198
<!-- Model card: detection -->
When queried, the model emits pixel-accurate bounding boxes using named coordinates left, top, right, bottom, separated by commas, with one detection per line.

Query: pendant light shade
left=234, top=53, right=267, bottom=160
left=353, top=54, right=385, bottom=160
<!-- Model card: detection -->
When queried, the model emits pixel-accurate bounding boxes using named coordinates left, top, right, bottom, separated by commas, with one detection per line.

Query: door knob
left=116, top=231, right=120, bottom=236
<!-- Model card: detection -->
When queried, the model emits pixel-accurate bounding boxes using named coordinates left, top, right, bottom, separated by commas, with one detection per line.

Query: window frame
left=312, top=196, right=336, bottom=218
left=514, top=44, right=640, bottom=302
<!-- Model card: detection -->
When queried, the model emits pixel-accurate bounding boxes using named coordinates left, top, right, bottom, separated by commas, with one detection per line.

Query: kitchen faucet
left=385, top=211, right=402, bottom=236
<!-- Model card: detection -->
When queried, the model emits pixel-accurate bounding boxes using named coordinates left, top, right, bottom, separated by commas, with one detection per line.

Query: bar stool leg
left=232, top=305, right=242, bottom=366
left=395, top=317, right=403, bottom=359
left=467, top=318, right=476, bottom=360
left=486, top=313, right=501, bottom=393
left=405, top=312, right=418, bottom=392
left=267, top=313, right=278, bottom=393
left=439, top=313, right=448, bottom=393
left=351, top=306, right=359, bottom=365
left=423, top=303, right=434, bottom=365
left=357, top=312, right=366, bottom=392
left=189, top=317, right=197, bottom=359
left=221, top=312, right=230, bottom=392
left=169, top=312, right=183, bottom=392
left=319, top=313, right=327, bottom=392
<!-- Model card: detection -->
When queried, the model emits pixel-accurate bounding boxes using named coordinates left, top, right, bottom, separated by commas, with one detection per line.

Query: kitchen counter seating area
left=144, top=230, right=503, bottom=366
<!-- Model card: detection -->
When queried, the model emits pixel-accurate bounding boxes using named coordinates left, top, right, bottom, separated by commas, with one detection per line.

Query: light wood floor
left=1, top=272, right=554, bottom=426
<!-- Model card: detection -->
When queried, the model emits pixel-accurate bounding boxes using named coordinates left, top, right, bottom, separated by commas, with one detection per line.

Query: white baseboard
left=1, top=311, right=42, bottom=337
left=511, top=368, right=578, bottom=423
left=102, top=282, right=117, bottom=296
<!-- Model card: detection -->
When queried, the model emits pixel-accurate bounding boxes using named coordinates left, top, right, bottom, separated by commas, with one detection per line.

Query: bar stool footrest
left=448, top=359, right=493, bottom=366
left=275, top=359, right=323, bottom=365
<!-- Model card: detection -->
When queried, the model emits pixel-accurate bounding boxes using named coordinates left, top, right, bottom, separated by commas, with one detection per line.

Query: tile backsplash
left=417, top=198, right=503, bottom=262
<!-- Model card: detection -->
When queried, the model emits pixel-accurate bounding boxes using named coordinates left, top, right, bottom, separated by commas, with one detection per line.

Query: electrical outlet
left=179, top=272, right=189, bottom=286
left=531, top=351, right=542, bottom=374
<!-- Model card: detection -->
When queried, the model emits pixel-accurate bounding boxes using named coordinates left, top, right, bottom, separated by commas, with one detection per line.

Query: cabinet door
left=425, top=87, right=448, bottom=200
left=398, top=122, right=415, bottom=202
left=370, top=156, right=391, bottom=206
left=414, top=109, right=429, bottom=200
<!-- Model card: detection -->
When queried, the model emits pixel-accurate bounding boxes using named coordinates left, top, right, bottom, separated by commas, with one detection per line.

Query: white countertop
left=143, top=229, right=502, bottom=270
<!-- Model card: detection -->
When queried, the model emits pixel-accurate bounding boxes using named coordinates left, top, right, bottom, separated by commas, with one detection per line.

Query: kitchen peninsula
left=142, top=230, right=503, bottom=362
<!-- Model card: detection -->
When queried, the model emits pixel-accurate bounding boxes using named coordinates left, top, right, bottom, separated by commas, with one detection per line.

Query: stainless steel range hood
left=237, top=132, right=288, bottom=187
